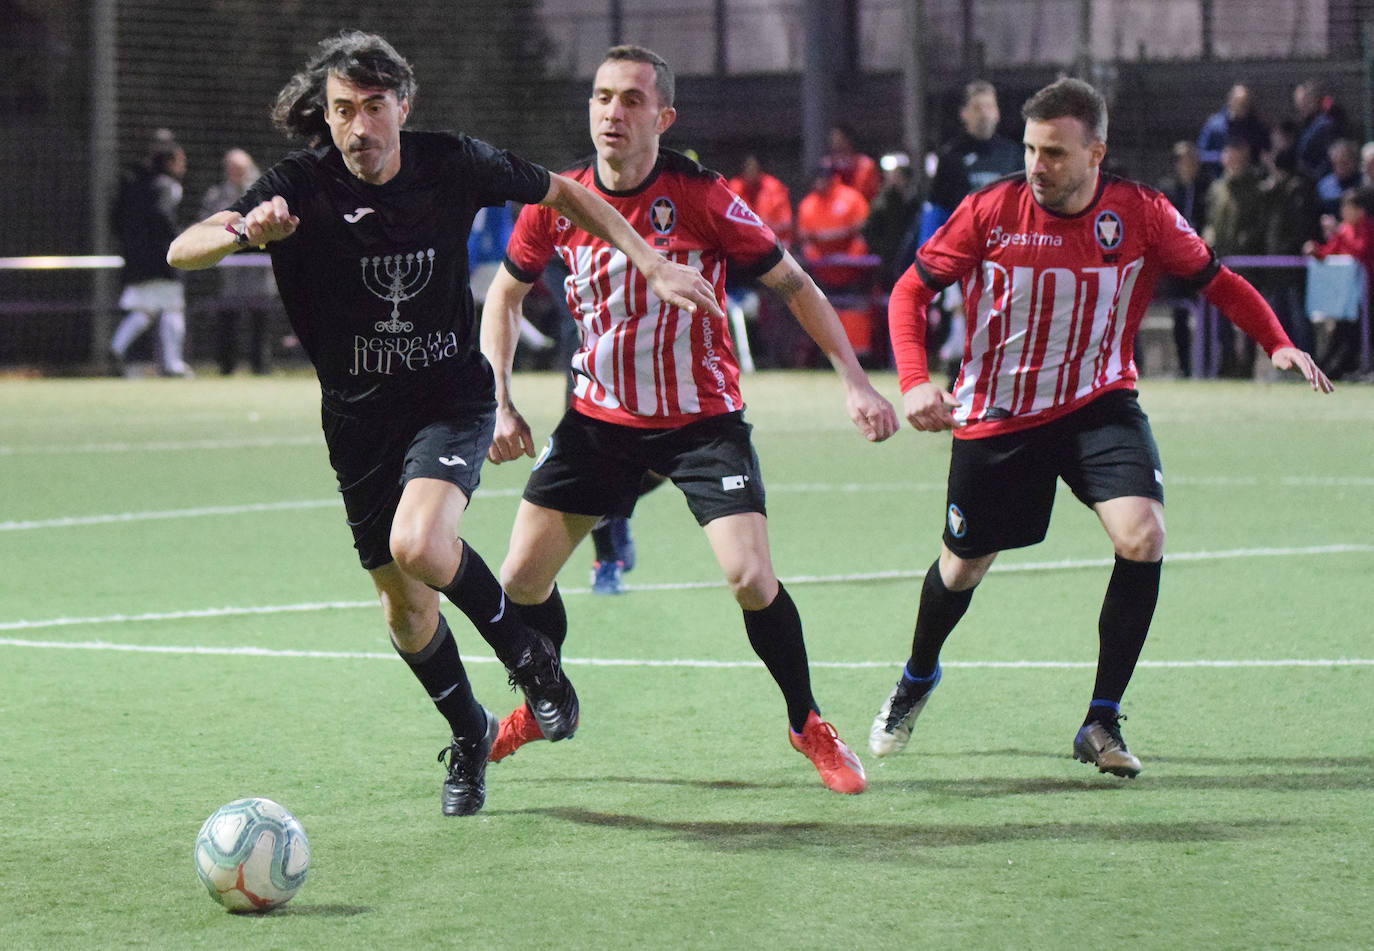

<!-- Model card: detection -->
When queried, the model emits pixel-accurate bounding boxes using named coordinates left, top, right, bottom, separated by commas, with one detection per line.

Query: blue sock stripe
left=902, top=662, right=942, bottom=685
left=1088, top=699, right=1120, bottom=714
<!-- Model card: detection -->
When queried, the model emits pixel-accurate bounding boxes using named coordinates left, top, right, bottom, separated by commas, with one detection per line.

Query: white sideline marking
left=0, top=500, right=344, bottom=531
left=0, top=436, right=322, bottom=455
left=5, top=474, right=1371, bottom=532
left=0, top=637, right=1369, bottom=670
left=0, top=544, right=1370, bottom=635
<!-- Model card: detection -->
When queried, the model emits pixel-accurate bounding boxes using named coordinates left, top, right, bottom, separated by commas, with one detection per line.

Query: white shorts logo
left=722, top=475, right=748, bottom=491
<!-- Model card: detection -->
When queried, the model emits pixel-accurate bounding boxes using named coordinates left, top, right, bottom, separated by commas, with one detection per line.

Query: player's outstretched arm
left=539, top=173, right=722, bottom=318
left=479, top=264, right=539, bottom=463
left=759, top=252, right=898, bottom=442
left=1201, top=266, right=1334, bottom=394
left=167, top=198, right=298, bottom=270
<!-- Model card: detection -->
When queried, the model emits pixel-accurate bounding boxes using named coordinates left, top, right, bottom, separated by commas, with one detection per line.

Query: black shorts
left=943, top=389, right=1164, bottom=558
left=523, top=409, right=767, bottom=526
left=323, top=400, right=495, bottom=570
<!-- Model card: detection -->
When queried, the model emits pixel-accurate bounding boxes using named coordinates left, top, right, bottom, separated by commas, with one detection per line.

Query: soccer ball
left=194, top=797, right=310, bottom=912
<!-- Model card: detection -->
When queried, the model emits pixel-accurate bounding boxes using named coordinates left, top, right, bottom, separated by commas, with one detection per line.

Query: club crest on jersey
left=1094, top=210, right=1123, bottom=251
left=650, top=197, right=676, bottom=234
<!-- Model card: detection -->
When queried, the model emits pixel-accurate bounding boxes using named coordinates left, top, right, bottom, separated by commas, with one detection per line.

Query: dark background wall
left=4, top=0, right=1374, bottom=370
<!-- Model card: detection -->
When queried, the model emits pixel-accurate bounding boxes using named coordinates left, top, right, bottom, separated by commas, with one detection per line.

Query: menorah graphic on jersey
left=360, top=248, right=436, bottom=332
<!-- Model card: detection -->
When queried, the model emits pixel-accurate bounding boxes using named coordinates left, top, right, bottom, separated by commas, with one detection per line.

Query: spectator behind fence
left=1316, top=139, right=1362, bottom=218
left=726, top=153, right=794, bottom=246
left=110, top=131, right=191, bottom=377
left=1361, top=141, right=1374, bottom=187
left=1294, top=79, right=1341, bottom=179
left=199, top=148, right=280, bottom=374
left=1261, top=129, right=1323, bottom=353
left=1196, top=83, right=1270, bottom=180
left=1156, top=140, right=1210, bottom=375
left=724, top=153, right=794, bottom=370
left=920, top=80, right=1024, bottom=385
left=1204, top=135, right=1268, bottom=376
left=796, top=160, right=871, bottom=291
left=1303, top=186, right=1374, bottom=380
left=862, top=152, right=920, bottom=290
left=825, top=123, right=881, bottom=200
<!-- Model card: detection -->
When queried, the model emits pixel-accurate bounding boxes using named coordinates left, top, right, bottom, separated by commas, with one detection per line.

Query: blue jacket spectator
left=1294, top=80, right=1342, bottom=179
left=1196, top=84, right=1270, bottom=180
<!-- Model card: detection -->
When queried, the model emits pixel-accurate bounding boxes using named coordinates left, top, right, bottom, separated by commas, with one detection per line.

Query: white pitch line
left=0, top=435, right=322, bottom=455
left=0, top=637, right=1368, bottom=670
left=0, top=500, right=344, bottom=531
left=1, top=544, right=1370, bottom=635
left=6, top=474, right=1371, bottom=533
left=0, top=484, right=935, bottom=532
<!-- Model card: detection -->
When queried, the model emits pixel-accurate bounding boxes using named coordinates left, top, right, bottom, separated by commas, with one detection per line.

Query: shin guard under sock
left=1090, top=555, right=1162, bottom=708
left=394, top=615, right=486, bottom=739
left=908, top=559, right=975, bottom=678
left=742, top=582, right=816, bottom=733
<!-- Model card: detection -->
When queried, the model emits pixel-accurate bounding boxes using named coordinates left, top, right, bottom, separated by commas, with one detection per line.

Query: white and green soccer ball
left=193, top=797, right=310, bottom=912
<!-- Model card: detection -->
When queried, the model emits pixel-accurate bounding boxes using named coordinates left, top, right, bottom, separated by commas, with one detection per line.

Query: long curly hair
left=271, top=31, right=417, bottom=145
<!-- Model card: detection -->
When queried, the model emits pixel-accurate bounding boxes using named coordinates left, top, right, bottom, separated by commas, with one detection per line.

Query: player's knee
left=1115, top=514, right=1165, bottom=562
left=388, top=527, right=444, bottom=582
left=723, top=565, right=775, bottom=612
left=499, top=557, right=552, bottom=605
left=939, top=548, right=994, bottom=590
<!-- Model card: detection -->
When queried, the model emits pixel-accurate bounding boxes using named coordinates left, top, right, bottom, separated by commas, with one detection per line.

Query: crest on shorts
left=650, top=197, right=676, bottom=234
left=532, top=436, right=553, bottom=471
left=947, top=503, right=967, bottom=538
left=1093, top=210, right=1123, bottom=251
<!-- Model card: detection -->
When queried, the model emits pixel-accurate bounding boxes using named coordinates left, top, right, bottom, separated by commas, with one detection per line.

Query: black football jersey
left=233, top=131, right=549, bottom=413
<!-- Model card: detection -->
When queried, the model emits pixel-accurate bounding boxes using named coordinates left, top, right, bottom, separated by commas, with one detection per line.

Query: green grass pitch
left=0, top=371, right=1369, bottom=950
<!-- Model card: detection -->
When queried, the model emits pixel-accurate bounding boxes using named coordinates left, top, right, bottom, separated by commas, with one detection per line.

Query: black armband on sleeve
left=1179, top=252, right=1222, bottom=292
left=913, top=257, right=952, bottom=294
left=502, top=254, right=543, bottom=285
left=727, top=243, right=786, bottom=283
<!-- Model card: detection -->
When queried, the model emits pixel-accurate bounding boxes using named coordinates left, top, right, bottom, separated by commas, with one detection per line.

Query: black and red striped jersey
left=900, top=174, right=1215, bottom=437
left=505, top=149, right=783, bottom=429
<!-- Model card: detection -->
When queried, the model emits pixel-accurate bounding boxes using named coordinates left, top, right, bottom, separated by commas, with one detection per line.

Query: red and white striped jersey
left=909, top=174, right=1214, bottom=437
left=505, top=149, right=783, bottom=428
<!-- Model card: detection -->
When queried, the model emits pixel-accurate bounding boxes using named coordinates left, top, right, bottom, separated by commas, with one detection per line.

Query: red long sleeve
left=887, top=266, right=940, bottom=392
left=1200, top=266, right=1294, bottom=356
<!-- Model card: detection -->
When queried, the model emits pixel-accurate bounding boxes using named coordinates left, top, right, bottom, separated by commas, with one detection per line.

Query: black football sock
left=1089, top=555, right=1162, bottom=713
left=742, top=582, right=817, bottom=733
left=590, top=518, right=617, bottom=564
left=394, top=615, right=487, bottom=739
left=907, top=559, right=976, bottom=679
left=520, top=584, right=568, bottom=654
left=432, top=540, right=534, bottom=669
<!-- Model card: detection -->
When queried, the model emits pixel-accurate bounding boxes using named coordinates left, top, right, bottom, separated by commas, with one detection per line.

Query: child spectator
left=1302, top=186, right=1374, bottom=379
